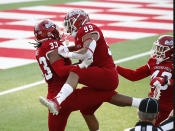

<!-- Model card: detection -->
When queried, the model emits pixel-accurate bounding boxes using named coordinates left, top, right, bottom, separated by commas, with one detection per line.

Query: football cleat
left=39, top=96, right=60, bottom=115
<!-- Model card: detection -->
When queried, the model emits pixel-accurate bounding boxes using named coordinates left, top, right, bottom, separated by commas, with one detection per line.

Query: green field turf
left=0, top=32, right=173, bottom=131
left=0, top=0, right=173, bottom=131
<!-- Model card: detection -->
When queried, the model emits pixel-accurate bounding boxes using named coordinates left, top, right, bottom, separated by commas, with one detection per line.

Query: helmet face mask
left=64, top=19, right=72, bottom=34
left=63, top=9, right=90, bottom=38
left=151, top=35, right=173, bottom=63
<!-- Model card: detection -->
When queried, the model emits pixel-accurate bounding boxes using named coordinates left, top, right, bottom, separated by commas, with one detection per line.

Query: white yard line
left=0, top=51, right=151, bottom=96
left=114, top=51, right=150, bottom=64
left=0, top=80, right=45, bottom=96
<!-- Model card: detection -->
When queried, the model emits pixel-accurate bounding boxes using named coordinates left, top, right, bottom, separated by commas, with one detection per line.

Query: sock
left=132, top=98, right=142, bottom=107
left=56, top=83, right=73, bottom=104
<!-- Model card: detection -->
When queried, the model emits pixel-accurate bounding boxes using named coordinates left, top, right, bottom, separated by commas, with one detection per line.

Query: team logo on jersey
left=165, top=40, right=173, bottom=45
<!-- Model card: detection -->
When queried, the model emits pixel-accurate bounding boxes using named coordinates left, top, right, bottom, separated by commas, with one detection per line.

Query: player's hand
left=64, top=40, right=69, bottom=46
left=78, top=57, right=93, bottom=68
left=150, top=77, right=168, bottom=87
left=58, top=45, right=69, bottom=58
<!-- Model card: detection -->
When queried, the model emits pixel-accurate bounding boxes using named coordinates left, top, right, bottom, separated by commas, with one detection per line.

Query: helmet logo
left=165, top=40, right=173, bottom=45
left=45, top=21, right=53, bottom=29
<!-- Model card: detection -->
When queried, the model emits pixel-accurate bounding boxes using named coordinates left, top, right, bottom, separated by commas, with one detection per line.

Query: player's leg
left=56, top=66, right=118, bottom=106
left=59, top=85, right=113, bottom=131
left=61, top=86, right=141, bottom=114
left=61, top=87, right=114, bottom=110
left=55, top=71, right=79, bottom=105
left=48, top=111, right=70, bottom=131
left=82, top=114, right=100, bottom=131
left=60, top=87, right=105, bottom=131
left=47, top=88, right=102, bottom=131
left=80, top=102, right=102, bottom=131
left=71, top=66, right=118, bottom=91
left=109, top=93, right=142, bottom=108
left=52, top=67, right=117, bottom=115
left=39, top=72, right=79, bottom=115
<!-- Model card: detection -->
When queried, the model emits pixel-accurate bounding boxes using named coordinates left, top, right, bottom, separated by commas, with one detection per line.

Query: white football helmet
left=63, top=9, right=90, bottom=38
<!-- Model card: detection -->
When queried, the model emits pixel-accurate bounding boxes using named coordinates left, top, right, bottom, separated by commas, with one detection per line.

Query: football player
left=35, top=19, right=142, bottom=131
left=116, top=35, right=174, bottom=126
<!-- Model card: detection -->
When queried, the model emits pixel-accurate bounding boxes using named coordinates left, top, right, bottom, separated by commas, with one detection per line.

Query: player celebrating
left=39, top=9, right=142, bottom=115
left=39, top=9, right=117, bottom=114
left=116, top=35, right=174, bottom=126
left=34, top=19, right=142, bottom=131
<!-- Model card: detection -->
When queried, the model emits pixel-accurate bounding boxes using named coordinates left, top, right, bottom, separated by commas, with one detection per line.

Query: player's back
left=36, top=39, right=70, bottom=97
left=75, top=23, right=115, bottom=68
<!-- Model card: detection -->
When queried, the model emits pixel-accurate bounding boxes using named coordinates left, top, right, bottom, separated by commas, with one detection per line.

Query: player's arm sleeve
left=117, top=64, right=150, bottom=81
left=51, top=59, right=75, bottom=77
left=67, top=31, right=98, bottom=60
left=82, top=32, right=99, bottom=58
left=68, top=39, right=96, bottom=60
left=47, top=49, right=75, bottom=77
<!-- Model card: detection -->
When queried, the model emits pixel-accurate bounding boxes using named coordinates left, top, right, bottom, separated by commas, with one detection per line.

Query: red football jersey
left=147, top=58, right=173, bottom=111
left=35, top=39, right=71, bottom=96
left=117, top=57, right=173, bottom=111
left=74, top=23, right=115, bottom=68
